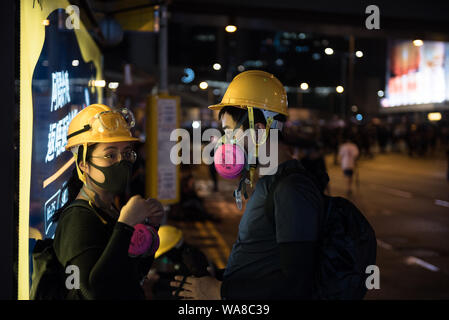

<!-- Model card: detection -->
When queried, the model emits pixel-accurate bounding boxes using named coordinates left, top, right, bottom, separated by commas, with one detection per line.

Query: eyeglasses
left=90, top=150, right=137, bottom=165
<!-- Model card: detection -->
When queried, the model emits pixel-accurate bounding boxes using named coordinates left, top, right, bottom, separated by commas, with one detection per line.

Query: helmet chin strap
left=74, top=142, right=88, bottom=185
left=74, top=144, right=96, bottom=202
left=232, top=107, right=274, bottom=209
left=75, top=152, right=118, bottom=220
left=73, top=143, right=103, bottom=208
left=247, top=106, right=273, bottom=188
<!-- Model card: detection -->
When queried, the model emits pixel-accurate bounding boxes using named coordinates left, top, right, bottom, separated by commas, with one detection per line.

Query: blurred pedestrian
left=300, top=141, right=331, bottom=195
left=446, top=146, right=449, bottom=182
left=169, top=165, right=220, bottom=222
left=338, top=137, right=359, bottom=196
left=377, top=124, right=389, bottom=154
left=208, top=139, right=219, bottom=192
left=360, top=125, right=373, bottom=158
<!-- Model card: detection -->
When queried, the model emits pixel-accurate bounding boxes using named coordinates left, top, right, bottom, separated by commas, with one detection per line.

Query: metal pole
left=340, top=55, right=347, bottom=118
left=297, top=89, right=303, bottom=108
left=159, top=4, right=168, bottom=94
left=348, top=35, right=355, bottom=118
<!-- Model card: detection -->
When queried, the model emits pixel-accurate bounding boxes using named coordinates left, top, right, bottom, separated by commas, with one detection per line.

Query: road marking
left=204, top=221, right=231, bottom=258
left=434, top=199, right=449, bottom=208
left=194, top=221, right=227, bottom=269
left=377, top=239, right=393, bottom=250
left=368, top=184, right=413, bottom=199
left=404, top=256, right=440, bottom=272
left=383, top=187, right=413, bottom=199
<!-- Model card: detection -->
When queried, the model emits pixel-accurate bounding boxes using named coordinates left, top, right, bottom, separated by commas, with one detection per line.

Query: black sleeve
left=221, top=241, right=318, bottom=300
left=54, top=209, right=149, bottom=300
left=221, top=171, right=322, bottom=299
left=69, top=222, right=146, bottom=300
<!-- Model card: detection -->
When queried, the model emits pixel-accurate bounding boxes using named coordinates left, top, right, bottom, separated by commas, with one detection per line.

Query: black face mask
left=87, top=160, right=133, bottom=195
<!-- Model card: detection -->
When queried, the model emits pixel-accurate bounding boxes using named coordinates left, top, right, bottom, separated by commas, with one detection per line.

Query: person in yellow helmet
left=171, top=71, right=325, bottom=300
left=51, top=104, right=164, bottom=299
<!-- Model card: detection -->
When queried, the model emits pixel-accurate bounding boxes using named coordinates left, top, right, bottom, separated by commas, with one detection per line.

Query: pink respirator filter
left=128, top=224, right=160, bottom=257
left=214, top=143, right=245, bottom=179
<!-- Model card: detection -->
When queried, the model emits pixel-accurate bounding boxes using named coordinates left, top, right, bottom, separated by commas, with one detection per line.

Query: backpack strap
left=63, top=200, right=108, bottom=225
left=264, top=163, right=324, bottom=232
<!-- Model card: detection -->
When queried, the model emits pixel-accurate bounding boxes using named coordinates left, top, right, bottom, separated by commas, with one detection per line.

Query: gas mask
left=87, top=160, right=133, bottom=195
left=213, top=107, right=276, bottom=209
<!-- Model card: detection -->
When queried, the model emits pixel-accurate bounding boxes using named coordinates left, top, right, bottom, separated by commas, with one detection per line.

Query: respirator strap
left=233, top=174, right=249, bottom=210
left=247, top=106, right=274, bottom=187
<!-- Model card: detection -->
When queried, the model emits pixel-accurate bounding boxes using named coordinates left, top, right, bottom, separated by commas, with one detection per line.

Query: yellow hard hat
left=208, top=70, right=288, bottom=116
left=154, top=225, right=183, bottom=259
left=66, top=104, right=139, bottom=151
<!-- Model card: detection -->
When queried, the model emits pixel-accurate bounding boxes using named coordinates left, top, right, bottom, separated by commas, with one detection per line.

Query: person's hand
left=142, top=269, right=160, bottom=300
left=170, top=275, right=221, bottom=300
left=145, top=198, right=164, bottom=226
left=119, top=195, right=149, bottom=227
left=118, top=195, right=164, bottom=227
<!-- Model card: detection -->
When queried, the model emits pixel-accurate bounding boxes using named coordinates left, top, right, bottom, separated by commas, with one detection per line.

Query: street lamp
left=336, top=85, right=344, bottom=93
left=108, top=82, right=119, bottom=89
left=413, top=39, right=424, bottom=47
left=225, top=25, right=237, bottom=33
left=300, top=82, right=309, bottom=90
left=428, top=112, right=442, bottom=121
left=199, top=81, right=208, bottom=90
left=324, top=47, right=334, bottom=55
left=355, top=50, right=363, bottom=58
left=213, top=63, right=222, bottom=71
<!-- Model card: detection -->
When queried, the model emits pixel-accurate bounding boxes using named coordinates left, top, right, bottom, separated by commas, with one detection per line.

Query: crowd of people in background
left=283, top=116, right=449, bottom=161
left=127, top=113, right=449, bottom=223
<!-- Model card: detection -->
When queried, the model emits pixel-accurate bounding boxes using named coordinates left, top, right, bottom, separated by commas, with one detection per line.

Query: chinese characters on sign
left=157, top=98, right=178, bottom=200
left=45, top=109, right=78, bottom=163
left=51, top=70, right=71, bottom=112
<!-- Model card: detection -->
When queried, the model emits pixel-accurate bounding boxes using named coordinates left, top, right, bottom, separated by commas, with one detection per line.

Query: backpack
left=264, top=166, right=377, bottom=300
left=30, top=201, right=101, bottom=300
left=29, top=238, right=68, bottom=300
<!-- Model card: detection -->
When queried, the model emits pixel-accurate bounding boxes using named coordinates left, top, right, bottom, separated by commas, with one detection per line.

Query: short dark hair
left=218, top=106, right=286, bottom=130
left=52, top=143, right=98, bottom=223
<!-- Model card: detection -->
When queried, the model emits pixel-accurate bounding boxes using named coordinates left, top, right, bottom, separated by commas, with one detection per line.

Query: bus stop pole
left=159, top=4, right=168, bottom=94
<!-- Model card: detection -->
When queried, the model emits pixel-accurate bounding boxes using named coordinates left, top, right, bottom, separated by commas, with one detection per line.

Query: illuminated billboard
left=381, top=40, right=449, bottom=108
left=19, top=0, right=103, bottom=299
